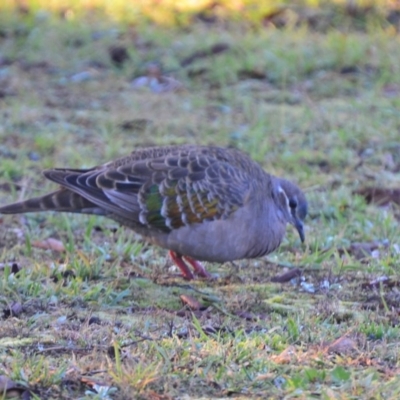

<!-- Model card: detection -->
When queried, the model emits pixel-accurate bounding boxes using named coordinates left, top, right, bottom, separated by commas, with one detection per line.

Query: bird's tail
left=0, top=189, right=102, bottom=215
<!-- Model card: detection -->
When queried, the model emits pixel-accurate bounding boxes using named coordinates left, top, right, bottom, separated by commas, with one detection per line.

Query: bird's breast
left=164, top=205, right=286, bottom=262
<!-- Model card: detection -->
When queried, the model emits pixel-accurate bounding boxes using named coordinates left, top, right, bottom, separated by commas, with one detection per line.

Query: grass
left=1, top=3, right=400, bottom=399
left=1, top=0, right=395, bottom=27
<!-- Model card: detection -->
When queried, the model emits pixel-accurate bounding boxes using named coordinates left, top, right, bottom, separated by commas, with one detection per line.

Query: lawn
left=1, top=1, right=400, bottom=399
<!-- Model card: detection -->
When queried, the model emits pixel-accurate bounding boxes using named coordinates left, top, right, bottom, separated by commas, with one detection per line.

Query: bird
left=0, top=145, right=307, bottom=280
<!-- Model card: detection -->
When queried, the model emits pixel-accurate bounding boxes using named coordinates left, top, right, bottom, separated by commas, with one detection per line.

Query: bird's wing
left=44, top=150, right=252, bottom=232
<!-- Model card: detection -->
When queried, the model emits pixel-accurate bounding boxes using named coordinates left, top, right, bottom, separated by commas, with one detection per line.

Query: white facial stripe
left=278, top=185, right=291, bottom=212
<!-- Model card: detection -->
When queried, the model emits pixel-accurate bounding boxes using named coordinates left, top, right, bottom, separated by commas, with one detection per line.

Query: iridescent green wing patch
left=138, top=158, right=250, bottom=231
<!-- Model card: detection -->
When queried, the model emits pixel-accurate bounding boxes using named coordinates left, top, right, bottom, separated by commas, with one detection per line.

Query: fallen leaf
left=238, top=69, right=267, bottom=80
left=144, top=390, right=173, bottom=400
left=270, top=346, right=297, bottom=364
left=361, top=276, right=400, bottom=290
left=235, top=311, right=257, bottom=320
left=180, top=295, right=202, bottom=310
left=32, top=238, right=65, bottom=252
left=118, top=119, right=153, bottom=131
left=255, top=372, right=275, bottom=381
left=354, top=187, right=400, bottom=206
left=203, top=325, right=219, bottom=335
left=81, top=376, right=108, bottom=389
left=338, top=240, right=389, bottom=260
left=327, top=336, right=357, bottom=354
left=180, top=43, right=230, bottom=67
left=271, top=268, right=301, bottom=283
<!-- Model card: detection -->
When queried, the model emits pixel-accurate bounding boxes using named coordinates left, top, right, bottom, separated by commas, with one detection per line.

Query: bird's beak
left=290, top=208, right=305, bottom=243
left=294, top=218, right=305, bottom=243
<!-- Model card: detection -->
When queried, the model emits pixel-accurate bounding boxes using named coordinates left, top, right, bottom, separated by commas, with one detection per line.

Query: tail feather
left=0, top=189, right=107, bottom=215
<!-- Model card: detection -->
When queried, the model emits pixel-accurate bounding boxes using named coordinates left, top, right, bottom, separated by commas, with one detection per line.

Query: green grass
left=1, top=6, right=400, bottom=400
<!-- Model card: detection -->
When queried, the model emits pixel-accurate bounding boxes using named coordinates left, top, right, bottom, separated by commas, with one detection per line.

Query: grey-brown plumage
left=0, top=145, right=307, bottom=279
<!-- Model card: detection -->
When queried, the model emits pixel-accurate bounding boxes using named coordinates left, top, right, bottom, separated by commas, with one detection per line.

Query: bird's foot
left=183, top=255, right=212, bottom=279
left=169, top=251, right=194, bottom=280
left=169, top=251, right=211, bottom=280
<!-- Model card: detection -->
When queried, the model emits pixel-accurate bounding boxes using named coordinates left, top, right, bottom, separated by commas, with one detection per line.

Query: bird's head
left=274, top=178, right=307, bottom=243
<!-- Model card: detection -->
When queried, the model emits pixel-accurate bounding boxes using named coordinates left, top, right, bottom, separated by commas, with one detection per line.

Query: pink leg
left=183, top=256, right=212, bottom=279
left=169, top=251, right=194, bottom=280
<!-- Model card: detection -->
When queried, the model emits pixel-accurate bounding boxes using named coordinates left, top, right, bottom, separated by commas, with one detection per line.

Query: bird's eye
left=289, top=198, right=297, bottom=209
